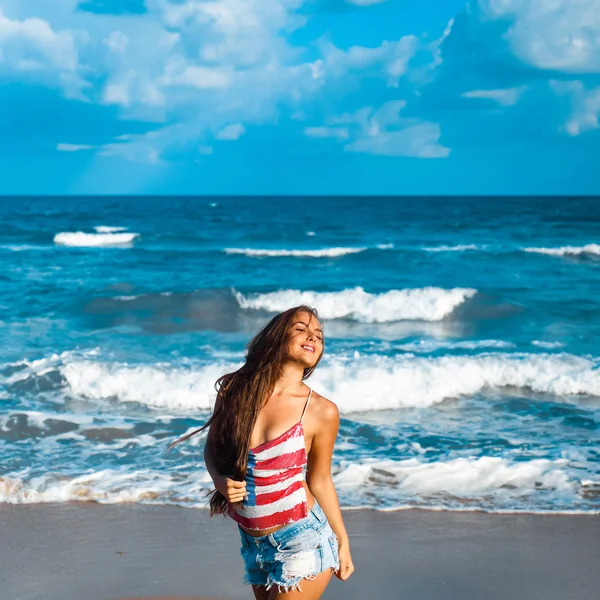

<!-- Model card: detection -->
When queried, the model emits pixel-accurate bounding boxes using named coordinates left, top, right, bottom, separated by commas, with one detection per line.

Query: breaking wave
left=522, top=244, right=600, bottom=257
left=234, top=286, right=478, bottom=322
left=54, top=232, right=139, bottom=247
left=6, top=350, right=600, bottom=413
left=223, top=246, right=369, bottom=258
left=335, top=456, right=573, bottom=504
left=422, top=244, right=486, bottom=252
left=1, top=455, right=594, bottom=513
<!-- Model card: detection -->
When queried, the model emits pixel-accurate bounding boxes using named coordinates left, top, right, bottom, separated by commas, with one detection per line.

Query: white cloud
left=216, top=123, right=246, bottom=140
left=304, top=126, right=349, bottom=139
left=102, top=70, right=166, bottom=108
left=66, top=0, right=314, bottom=128
left=159, top=56, right=232, bottom=90
left=98, top=25, right=182, bottom=110
left=103, top=31, right=129, bottom=54
left=101, top=115, right=246, bottom=163
left=478, top=0, right=600, bottom=73
left=551, top=80, right=600, bottom=136
left=99, top=139, right=164, bottom=164
left=0, top=8, right=85, bottom=95
left=461, top=86, right=528, bottom=106
left=308, top=100, right=449, bottom=158
left=347, top=122, right=450, bottom=158
left=57, top=143, right=95, bottom=151
left=103, top=78, right=130, bottom=106
left=59, top=135, right=162, bottom=163
left=334, top=100, right=406, bottom=131
left=95, top=61, right=320, bottom=162
left=158, top=0, right=305, bottom=68
left=312, top=35, right=418, bottom=87
left=84, top=0, right=322, bottom=157
left=1, top=0, right=448, bottom=165
left=0, top=10, right=77, bottom=71
left=429, top=18, right=454, bottom=69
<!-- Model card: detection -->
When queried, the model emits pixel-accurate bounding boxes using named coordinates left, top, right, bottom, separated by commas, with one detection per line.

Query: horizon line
left=1, top=194, right=599, bottom=200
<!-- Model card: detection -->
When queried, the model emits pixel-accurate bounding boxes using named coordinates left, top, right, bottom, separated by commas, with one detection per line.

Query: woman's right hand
left=216, top=476, right=247, bottom=503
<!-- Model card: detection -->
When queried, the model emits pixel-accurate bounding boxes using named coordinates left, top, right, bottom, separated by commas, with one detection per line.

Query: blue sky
left=1, top=0, right=599, bottom=195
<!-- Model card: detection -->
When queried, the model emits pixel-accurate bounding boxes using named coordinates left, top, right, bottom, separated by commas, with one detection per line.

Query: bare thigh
left=267, top=569, right=333, bottom=600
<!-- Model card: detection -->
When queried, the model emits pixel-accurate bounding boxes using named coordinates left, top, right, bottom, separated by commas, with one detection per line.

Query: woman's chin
left=303, top=357, right=319, bottom=368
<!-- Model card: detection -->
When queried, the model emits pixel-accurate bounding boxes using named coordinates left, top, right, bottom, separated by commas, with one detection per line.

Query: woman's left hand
left=335, top=543, right=355, bottom=581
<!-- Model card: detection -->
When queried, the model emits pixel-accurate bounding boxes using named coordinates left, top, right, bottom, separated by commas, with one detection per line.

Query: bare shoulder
left=308, top=389, right=339, bottom=425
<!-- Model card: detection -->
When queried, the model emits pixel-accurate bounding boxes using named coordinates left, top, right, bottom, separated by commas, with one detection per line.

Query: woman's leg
left=267, top=569, right=333, bottom=600
left=252, top=585, right=269, bottom=600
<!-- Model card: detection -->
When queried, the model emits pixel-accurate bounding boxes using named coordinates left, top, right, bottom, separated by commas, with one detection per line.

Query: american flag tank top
left=228, top=387, right=312, bottom=531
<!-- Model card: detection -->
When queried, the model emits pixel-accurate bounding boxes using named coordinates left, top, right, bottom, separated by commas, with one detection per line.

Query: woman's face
left=286, top=311, right=324, bottom=367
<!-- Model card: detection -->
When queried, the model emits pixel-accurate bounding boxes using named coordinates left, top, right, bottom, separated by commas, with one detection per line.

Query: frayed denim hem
left=244, top=565, right=338, bottom=594
left=243, top=573, right=267, bottom=587
left=264, top=570, right=322, bottom=594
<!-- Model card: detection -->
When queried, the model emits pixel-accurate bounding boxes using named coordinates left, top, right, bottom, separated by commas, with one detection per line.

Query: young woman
left=168, top=305, right=354, bottom=598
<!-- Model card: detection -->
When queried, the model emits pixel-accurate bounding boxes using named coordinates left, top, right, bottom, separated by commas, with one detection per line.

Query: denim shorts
left=238, top=500, right=340, bottom=592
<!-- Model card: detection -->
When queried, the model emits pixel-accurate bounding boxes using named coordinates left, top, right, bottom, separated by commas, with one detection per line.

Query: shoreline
left=1, top=502, right=600, bottom=600
left=8, top=497, right=597, bottom=517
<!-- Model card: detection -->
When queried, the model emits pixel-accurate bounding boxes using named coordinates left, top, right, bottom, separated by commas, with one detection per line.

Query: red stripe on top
left=253, top=449, right=307, bottom=472
left=253, top=468, right=299, bottom=487
left=229, top=503, right=308, bottom=531
left=254, top=479, right=305, bottom=506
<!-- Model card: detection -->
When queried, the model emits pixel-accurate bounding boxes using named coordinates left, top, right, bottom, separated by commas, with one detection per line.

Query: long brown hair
left=167, top=304, right=324, bottom=515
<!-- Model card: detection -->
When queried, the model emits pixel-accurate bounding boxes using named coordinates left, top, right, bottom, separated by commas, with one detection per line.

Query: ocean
left=1, top=196, right=599, bottom=514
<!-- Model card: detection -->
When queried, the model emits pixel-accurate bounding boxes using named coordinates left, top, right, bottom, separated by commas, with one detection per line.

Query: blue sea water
left=1, top=196, right=600, bottom=513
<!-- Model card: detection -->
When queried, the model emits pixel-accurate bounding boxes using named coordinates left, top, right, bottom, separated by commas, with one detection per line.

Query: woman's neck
left=272, top=363, right=306, bottom=395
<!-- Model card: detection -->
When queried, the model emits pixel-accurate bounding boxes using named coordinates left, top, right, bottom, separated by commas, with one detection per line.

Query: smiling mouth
left=301, top=345, right=315, bottom=353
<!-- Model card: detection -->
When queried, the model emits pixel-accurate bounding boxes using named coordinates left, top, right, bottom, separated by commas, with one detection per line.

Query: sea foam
left=223, top=247, right=367, bottom=258
left=334, top=455, right=575, bottom=509
left=54, top=232, right=139, bottom=247
left=94, top=226, right=128, bottom=233
left=234, top=286, right=477, bottom=322
left=10, top=350, right=600, bottom=413
left=522, top=243, right=600, bottom=257
left=60, top=360, right=228, bottom=410
left=0, top=469, right=214, bottom=505
left=422, top=244, right=485, bottom=252
left=0, top=455, right=586, bottom=512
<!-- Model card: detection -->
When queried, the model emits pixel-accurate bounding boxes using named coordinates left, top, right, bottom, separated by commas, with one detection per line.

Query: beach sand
left=1, top=503, right=599, bottom=600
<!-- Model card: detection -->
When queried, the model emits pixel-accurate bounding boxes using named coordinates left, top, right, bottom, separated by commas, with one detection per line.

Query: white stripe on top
left=252, top=432, right=306, bottom=461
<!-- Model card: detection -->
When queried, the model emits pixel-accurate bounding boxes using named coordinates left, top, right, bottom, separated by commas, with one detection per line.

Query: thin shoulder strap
left=300, top=386, right=312, bottom=423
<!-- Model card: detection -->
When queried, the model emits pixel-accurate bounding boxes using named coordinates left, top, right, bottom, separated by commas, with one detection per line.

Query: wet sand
left=1, top=503, right=599, bottom=600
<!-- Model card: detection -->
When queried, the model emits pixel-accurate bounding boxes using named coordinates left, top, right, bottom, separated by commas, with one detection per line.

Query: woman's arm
left=306, top=399, right=354, bottom=581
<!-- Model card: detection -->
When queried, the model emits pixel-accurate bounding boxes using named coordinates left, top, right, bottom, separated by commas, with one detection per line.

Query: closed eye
left=297, top=328, right=323, bottom=342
